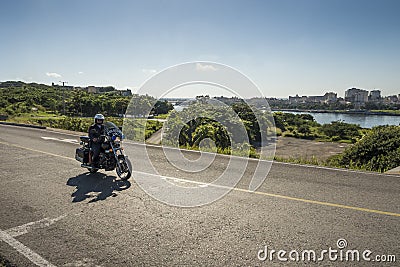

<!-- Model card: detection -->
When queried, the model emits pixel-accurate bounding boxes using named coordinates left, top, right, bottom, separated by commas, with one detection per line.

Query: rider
left=88, top=114, right=105, bottom=167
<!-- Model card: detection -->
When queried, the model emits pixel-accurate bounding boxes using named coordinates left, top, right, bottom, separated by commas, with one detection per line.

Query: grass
left=273, top=154, right=386, bottom=173
left=370, top=109, right=400, bottom=115
left=273, top=155, right=324, bottom=166
left=154, top=113, right=170, bottom=119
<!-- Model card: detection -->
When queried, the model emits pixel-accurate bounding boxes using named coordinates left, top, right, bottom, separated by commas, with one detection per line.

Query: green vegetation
left=162, top=102, right=273, bottom=158
left=123, top=118, right=163, bottom=141
left=271, top=112, right=400, bottom=172
left=6, top=115, right=162, bottom=140
left=0, top=81, right=173, bottom=118
left=0, top=81, right=166, bottom=138
left=319, top=121, right=361, bottom=143
left=273, top=112, right=363, bottom=143
left=0, top=82, right=128, bottom=117
left=328, top=125, right=400, bottom=172
left=370, top=109, right=400, bottom=115
left=274, top=125, right=400, bottom=173
left=273, top=155, right=323, bottom=166
left=153, top=100, right=174, bottom=115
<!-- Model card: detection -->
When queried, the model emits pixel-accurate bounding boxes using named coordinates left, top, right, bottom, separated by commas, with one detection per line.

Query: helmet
left=94, top=114, right=105, bottom=124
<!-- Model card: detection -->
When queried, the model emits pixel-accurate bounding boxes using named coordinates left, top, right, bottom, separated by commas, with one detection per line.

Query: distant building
left=196, top=95, right=210, bottom=100
left=345, top=88, right=369, bottom=105
left=289, top=94, right=307, bottom=104
left=306, top=95, right=325, bottom=103
left=120, top=89, right=132, bottom=96
left=288, top=92, right=337, bottom=104
left=213, top=96, right=242, bottom=105
left=86, top=86, right=116, bottom=94
left=369, top=90, right=381, bottom=101
left=324, top=92, right=337, bottom=103
left=384, top=95, right=399, bottom=104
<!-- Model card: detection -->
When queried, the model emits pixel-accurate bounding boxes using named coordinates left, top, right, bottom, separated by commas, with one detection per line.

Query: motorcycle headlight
left=101, top=143, right=110, bottom=150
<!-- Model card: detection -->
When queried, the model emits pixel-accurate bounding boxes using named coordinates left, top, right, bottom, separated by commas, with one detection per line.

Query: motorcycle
left=75, top=122, right=132, bottom=180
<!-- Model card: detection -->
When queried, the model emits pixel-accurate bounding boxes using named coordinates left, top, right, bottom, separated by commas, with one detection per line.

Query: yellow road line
left=233, top=188, right=400, bottom=217
left=1, top=141, right=399, bottom=217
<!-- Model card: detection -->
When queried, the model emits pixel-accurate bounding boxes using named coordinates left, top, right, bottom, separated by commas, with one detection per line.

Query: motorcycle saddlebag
left=75, top=148, right=89, bottom=163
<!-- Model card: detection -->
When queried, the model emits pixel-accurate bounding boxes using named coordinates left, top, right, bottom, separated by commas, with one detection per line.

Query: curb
left=385, top=166, right=400, bottom=175
left=0, top=121, right=46, bottom=129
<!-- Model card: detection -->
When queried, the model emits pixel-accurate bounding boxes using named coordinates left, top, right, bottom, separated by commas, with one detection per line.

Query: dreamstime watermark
left=123, top=62, right=276, bottom=207
left=257, top=238, right=397, bottom=263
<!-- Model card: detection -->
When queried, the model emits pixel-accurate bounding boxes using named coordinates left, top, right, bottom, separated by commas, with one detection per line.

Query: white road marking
left=0, top=228, right=57, bottom=267
left=0, top=215, right=67, bottom=266
left=41, top=136, right=79, bottom=144
left=5, top=215, right=66, bottom=237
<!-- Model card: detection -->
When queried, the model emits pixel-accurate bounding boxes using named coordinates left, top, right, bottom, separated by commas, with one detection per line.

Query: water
left=282, top=111, right=400, bottom=128
left=174, top=105, right=400, bottom=128
left=174, top=105, right=185, bottom=112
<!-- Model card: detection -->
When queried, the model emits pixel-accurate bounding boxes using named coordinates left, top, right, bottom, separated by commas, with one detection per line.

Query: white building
left=345, top=88, right=369, bottom=104
left=369, top=90, right=381, bottom=101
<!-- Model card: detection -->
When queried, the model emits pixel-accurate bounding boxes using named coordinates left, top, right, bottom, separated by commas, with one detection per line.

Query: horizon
left=1, top=0, right=399, bottom=98
left=2, top=80, right=398, bottom=100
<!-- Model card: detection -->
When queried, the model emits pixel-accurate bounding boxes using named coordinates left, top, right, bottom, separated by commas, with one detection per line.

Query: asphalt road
left=0, top=124, right=399, bottom=266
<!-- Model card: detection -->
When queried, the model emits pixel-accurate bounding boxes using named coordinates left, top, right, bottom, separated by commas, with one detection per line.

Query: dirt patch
left=274, top=137, right=350, bottom=161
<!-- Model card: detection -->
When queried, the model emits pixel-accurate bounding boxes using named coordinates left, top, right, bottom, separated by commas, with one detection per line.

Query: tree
left=153, top=100, right=174, bottom=115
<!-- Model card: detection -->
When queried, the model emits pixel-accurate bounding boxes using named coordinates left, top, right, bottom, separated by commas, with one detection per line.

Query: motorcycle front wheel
left=116, top=157, right=132, bottom=180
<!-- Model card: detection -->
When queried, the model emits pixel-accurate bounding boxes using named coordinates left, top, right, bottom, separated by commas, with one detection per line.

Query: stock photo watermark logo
left=123, top=62, right=276, bottom=207
left=257, top=238, right=397, bottom=263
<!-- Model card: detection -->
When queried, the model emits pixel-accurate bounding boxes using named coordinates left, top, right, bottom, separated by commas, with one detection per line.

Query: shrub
left=332, top=125, right=400, bottom=172
left=320, top=121, right=361, bottom=141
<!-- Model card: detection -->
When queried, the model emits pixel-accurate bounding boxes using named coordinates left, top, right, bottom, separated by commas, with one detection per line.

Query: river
left=173, top=105, right=400, bottom=128
left=279, top=111, right=400, bottom=128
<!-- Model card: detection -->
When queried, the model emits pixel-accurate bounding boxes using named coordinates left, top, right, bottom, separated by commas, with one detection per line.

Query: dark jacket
left=88, top=124, right=105, bottom=142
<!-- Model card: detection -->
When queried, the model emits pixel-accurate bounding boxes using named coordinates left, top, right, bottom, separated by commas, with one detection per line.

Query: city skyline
left=1, top=0, right=399, bottom=98
left=4, top=80, right=399, bottom=102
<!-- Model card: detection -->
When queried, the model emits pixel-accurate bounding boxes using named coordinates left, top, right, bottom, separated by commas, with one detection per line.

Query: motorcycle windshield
left=104, top=122, right=122, bottom=136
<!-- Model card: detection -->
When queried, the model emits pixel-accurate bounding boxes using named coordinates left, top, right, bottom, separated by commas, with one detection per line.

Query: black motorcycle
left=75, top=122, right=132, bottom=180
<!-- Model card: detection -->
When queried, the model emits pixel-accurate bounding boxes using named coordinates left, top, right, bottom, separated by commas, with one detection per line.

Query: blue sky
left=1, top=0, right=399, bottom=98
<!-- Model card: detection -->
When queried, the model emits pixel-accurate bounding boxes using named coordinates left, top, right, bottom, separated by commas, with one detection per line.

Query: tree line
left=0, top=81, right=173, bottom=117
